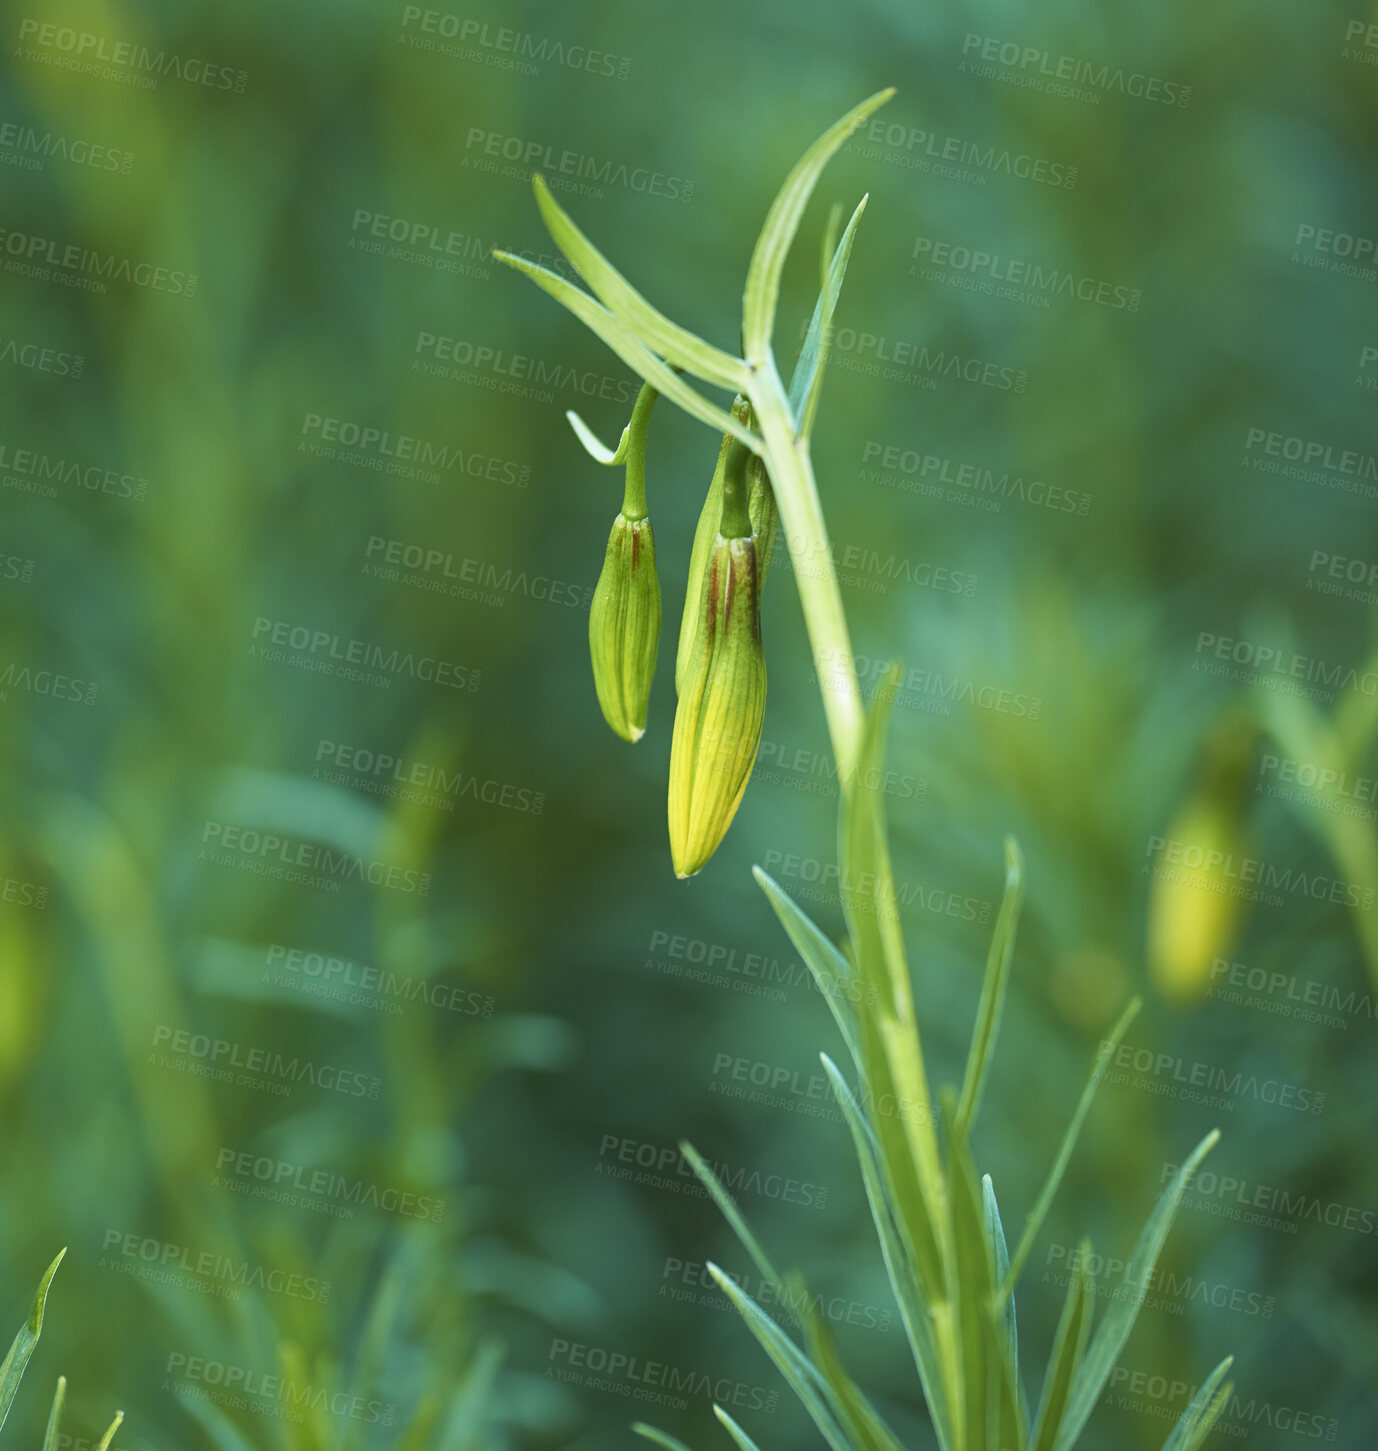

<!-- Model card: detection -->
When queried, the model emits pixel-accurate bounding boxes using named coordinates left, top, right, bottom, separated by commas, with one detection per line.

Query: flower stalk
left=493, top=91, right=1231, bottom=1451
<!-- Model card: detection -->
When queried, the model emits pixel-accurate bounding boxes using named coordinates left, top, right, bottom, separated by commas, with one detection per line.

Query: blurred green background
left=2, top=0, right=1377, bottom=1447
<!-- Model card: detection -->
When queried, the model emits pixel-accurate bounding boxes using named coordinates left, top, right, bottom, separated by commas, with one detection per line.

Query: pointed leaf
left=633, top=1424, right=698, bottom=1451
left=41, top=1376, right=65, bottom=1451
left=753, top=866, right=861, bottom=1069
left=1161, top=1357, right=1234, bottom=1451
left=0, top=1248, right=64, bottom=1433
left=956, top=837, right=1026, bottom=1139
left=492, top=252, right=758, bottom=449
left=983, top=1176, right=1026, bottom=1449
left=681, top=1141, right=781, bottom=1291
left=742, top=90, right=894, bottom=364
left=1053, top=1131, right=1222, bottom=1451
left=713, top=1405, right=765, bottom=1451
left=1030, top=1245, right=1094, bottom=1451
left=532, top=175, right=748, bottom=389
left=820, top=1055, right=955, bottom=1451
left=793, top=1281, right=908, bottom=1451
left=94, top=1410, right=124, bottom=1451
left=706, top=1264, right=854, bottom=1451
left=788, top=195, right=868, bottom=439
left=999, top=998, right=1141, bottom=1306
left=947, top=1121, right=994, bottom=1451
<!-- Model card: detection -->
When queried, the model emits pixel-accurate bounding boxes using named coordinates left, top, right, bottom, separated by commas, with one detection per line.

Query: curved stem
left=748, top=362, right=864, bottom=779
left=620, top=382, right=658, bottom=520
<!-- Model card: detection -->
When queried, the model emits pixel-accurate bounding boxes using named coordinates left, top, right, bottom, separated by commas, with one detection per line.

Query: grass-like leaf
left=491, top=251, right=757, bottom=449
left=41, top=1376, right=66, bottom=1451
left=998, top=998, right=1141, bottom=1307
left=1160, top=1356, right=1234, bottom=1451
left=634, top=1423, right=699, bottom=1451
left=947, top=1117, right=995, bottom=1451
left=681, top=1140, right=782, bottom=1291
left=94, top=1410, right=124, bottom=1451
left=1030, top=1244, right=1094, bottom=1451
left=753, top=865, right=861, bottom=1069
left=794, top=1284, right=908, bottom=1451
left=713, top=1405, right=765, bottom=1451
left=705, top=1264, right=854, bottom=1451
left=741, top=89, right=893, bottom=365
left=531, top=175, right=748, bottom=389
left=955, top=837, right=1025, bottom=1139
left=0, top=1248, right=64, bottom=1434
left=788, top=195, right=868, bottom=439
left=982, top=1176, right=1017, bottom=1374
left=820, top=1055, right=955, bottom=1451
left=1053, top=1130, right=1222, bottom=1451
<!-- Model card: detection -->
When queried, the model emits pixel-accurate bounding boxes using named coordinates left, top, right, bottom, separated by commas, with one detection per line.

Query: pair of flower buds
left=586, top=386, right=777, bottom=877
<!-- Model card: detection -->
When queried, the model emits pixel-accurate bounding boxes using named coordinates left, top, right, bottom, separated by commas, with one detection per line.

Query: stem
left=620, top=382, right=658, bottom=520
left=747, top=362, right=864, bottom=779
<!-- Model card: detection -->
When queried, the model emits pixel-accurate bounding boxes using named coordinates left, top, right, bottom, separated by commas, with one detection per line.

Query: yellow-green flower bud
left=587, top=384, right=661, bottom=742
left=590, top=513, right=660, bottom=741
left=676, top=398, right=777, bottom=693
left=668, top=441, right=766, bottom=878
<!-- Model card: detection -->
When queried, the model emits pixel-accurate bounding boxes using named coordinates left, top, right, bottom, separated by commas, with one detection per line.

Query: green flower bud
left=585, top=383, right=661, bottom=742
left=668, top=441, right=766, bottom=878
left=676, top=397, right=777, bottom=693
left=590, top=513, right=660, bottom=741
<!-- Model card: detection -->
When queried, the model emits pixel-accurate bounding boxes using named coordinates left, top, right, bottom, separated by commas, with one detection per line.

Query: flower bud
left=669, top=442, right=766, bottom=878
left=678, top=396, right=753, bottom=692
left=586, top=383, right=661, bottom=742
left=589, top=513, right=661, bottom=741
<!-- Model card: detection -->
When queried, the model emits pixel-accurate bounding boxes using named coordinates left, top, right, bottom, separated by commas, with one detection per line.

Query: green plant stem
left=747, top=361, right=864, bottom=779
left=621, top=382, right=658, bottom=520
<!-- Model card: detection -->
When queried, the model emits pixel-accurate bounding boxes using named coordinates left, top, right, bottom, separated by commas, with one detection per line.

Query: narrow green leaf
left=753, top=866, right=861, bottom=1069
left=706, top=1263, right=854, bottom=1451
left=1029, top=1245, right=1094, bottom=1451
left=820, top=1055, right=955, bottom=1451
left=741, top=89, right=894, bottom=364
left=947, top=1119, right=993, bottom=1451
left=982, top=1176, right=1016, bottom=1371
left=0, top=1248, right=65, bottom=1433
left=793, top=1281, right=908, bottom=1451
left=788, top=195, right=868, bottom=439
left=633, top=1423, right=698, bottom=1451
left=1053, top=1131, right=1222, bottom=1451
left=492, top=252, right=758, bottom=449
left=532, top=175, right=748, bottom=389
left=681, top=1141, right=782, bottom=1291
left=566, top=409, right=630, bottom=465
left=999, top=998, right=1141, bottom=1307
left=94, top=1410, right=124, bottom=1451
left=713, top=1405, right=765, bottom=1451
left=41, top=1376, right=65, bottom=1451
left=956, top=837, right=1026, bottom=1139
left=1161, top=1357, right=1234, bottom=1451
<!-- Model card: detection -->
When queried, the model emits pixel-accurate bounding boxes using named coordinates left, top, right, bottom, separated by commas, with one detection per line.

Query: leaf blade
left=0, top=1248, right=64, bottom=1434
left=742, top=90, right=894, bottom=365
left=491, top=252, right=758, bottom=448
left=956, top=837, right=1025, bottom=1139
left=532, top=175, right=748, bottom=389
left=1053, top=1131, right=1222, bottom=1451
